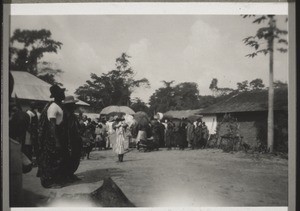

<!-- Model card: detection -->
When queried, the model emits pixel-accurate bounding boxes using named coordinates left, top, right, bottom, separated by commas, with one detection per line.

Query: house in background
left=198, top=88, right=288, bottom=151
left=10, top=71, right=89, bottom=112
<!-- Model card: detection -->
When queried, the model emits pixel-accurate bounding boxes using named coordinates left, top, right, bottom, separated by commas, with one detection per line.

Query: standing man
left=37, top=84, right=66, bottom=188
left=62, top=95, right=83, bottom=182
left=193, top=118, right=202, bottom=149
left=201, top=122, right=209, bottom=149
left=186, top=119, right=194, bottom=149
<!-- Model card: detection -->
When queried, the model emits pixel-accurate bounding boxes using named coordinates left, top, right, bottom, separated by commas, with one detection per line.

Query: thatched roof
left=164, top=109, right=203, bottom=119
left=11, top=71, right=89, bottom=106
left=199, top=88, right=288, bottom=114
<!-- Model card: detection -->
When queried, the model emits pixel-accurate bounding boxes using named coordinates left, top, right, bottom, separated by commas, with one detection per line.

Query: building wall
left=202, top=115, right=217, bottom=134
left=216, top=111, right=267, bottom=148
left=216, top=111, right=288, bottom=151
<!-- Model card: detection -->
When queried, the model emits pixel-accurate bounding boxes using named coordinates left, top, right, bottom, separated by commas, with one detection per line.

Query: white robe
left=114, top=126, right=125, bottom=155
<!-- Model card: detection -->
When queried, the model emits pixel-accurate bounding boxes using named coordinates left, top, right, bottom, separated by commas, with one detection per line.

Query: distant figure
left=123, top=123, right=131, bottom=150
left=157, top=120, right=165, bottom=147
left=186, top=120, right=194, bottom=148
left=37, top=84, right=66, bottom=188
left=165, top=120, right=174, bottom=150
left=62, top=95, right=83, bottom=182
left=177, top=118, right=187, bottom=150
left=151, top=118, right=161, bottom=150
left=201, top=122, right=209, bottom=149
left=82, top=126, right=95, bottom=159
left=113, top=117, right=126, bottom=162
left=106, top=116, right=115, bottom=149
left=193, top=119, right=202, bottom=149
left=94, top=124, right=103, bottom=150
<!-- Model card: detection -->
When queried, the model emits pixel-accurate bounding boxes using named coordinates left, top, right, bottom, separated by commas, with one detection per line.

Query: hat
left=63, top=95, right=79, bottom=104
left=50, top=85, right=66, bottom=98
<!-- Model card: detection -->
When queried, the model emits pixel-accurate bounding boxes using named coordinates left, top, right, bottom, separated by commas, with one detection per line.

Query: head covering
left=62, top=95, right=79, bottom=104
left=108, top=116, right=114, bottom=122
left=50, top=84, right=66, bottom=98
left=153, top=115, right=159, bottom=120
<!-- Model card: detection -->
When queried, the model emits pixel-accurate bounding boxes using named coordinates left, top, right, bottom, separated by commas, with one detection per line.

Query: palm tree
left=243, top=15, right=288, bottom=153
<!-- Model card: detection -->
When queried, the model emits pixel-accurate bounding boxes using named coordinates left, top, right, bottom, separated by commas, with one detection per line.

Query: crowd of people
left=9, top=73, right=210, bottom=200
left=132, top=117, right=210, bottom=151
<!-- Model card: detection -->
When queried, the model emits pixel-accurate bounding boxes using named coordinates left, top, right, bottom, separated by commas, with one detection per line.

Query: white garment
left=47, top=102, right=63, bottom=125
left=26, top=110, right=35, bottom=123
left=114, top=127, right=125, bottom=155
left=106, top=122, right=114, bottom=135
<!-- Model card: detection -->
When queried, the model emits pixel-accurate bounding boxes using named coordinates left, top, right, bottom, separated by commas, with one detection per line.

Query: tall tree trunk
left=267, top=16, right=275, bottom=153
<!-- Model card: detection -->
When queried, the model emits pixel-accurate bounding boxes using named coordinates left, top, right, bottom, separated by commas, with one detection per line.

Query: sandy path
left=22, top=148, right=288, bottom=207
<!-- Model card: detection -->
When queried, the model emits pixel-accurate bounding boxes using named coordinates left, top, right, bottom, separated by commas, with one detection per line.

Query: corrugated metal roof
left=11, top=71, right=89, bottom=106
left=164, top=109, right=203, bottom=119
left=199, top=88, right=287, bottom=114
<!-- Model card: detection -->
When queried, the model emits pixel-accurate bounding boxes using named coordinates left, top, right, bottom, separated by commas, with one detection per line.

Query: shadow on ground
left=73, top=168, right=125, bottom=185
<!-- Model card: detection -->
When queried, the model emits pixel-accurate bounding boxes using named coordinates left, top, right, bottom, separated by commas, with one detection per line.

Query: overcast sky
left=10, top=15, right=288, bottom=103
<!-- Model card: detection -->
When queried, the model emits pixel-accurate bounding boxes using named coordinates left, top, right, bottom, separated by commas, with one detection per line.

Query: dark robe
left=158, top=122, right=165, bottom=147
left=63, top=112, right=83, bottom=177
left=151, top=121, right=161, bottom=149
left=36, top=102, right=65, bottom=187
left=193, top=124, right=202, bottom=149
left=201, top=125, right=209, bottom=148
left=165, top=122, right=174, bottom=149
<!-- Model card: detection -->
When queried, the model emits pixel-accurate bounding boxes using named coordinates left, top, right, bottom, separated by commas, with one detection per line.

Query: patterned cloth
left=113, top=126, right=125, bottom=155
left=36, top=102, right=64, bottom=186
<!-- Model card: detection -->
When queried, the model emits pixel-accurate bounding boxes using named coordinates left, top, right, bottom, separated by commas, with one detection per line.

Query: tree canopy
left=75, top=53, right=150, bottom=111
left=10, top=29, right=63, bottom=85
left=149, top=81, right=201, bottom=114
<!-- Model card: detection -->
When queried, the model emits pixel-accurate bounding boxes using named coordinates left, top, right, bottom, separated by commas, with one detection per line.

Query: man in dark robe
left=165, top=120, right=174, bottom=150
left=193, top=119, right=202, bottom=149
left=151, top=118, right=160, bottom=150
left=178, top=118, right=187, bottom=150
left=37, top=84, right=66, bottom=188
left=201, top=122, right=209, bottom=149
left=62, top=95, right=83, bottom=182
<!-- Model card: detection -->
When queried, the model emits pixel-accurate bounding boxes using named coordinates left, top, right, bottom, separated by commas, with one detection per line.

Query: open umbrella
left=100, top=106, right=135, bottom=115
left=133, top=111, right=150, bottom=127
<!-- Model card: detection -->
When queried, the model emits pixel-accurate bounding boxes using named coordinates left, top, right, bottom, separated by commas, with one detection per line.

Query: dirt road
left=22, top=148, right=288, bottom=207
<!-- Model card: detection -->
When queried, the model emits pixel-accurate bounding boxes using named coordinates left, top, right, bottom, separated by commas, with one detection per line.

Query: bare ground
left=21, top=148, right=288, bottom=207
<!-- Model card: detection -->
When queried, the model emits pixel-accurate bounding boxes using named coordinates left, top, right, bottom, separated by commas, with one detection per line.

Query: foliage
left=249, top=78, right=265, bottom=90
left=274, top=80, right=288, bottom=89
left=237, top=80, right=249, bottom=92
left=131, top=98, right=151, bottom=115
left=242, top=15, right=288, bottom=58
left=149, top=81, right=201, bottom=113
left=10, top=29, right=63, bottom=85
left=75, top=53, right=150, bottom=111
left=243, top=15, right=288, bottom=153
left=209, top=78, right=234, bottom=96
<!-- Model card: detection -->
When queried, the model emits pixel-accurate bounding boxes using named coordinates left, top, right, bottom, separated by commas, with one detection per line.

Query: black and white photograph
left=4, top=2, right=294, bottom=210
